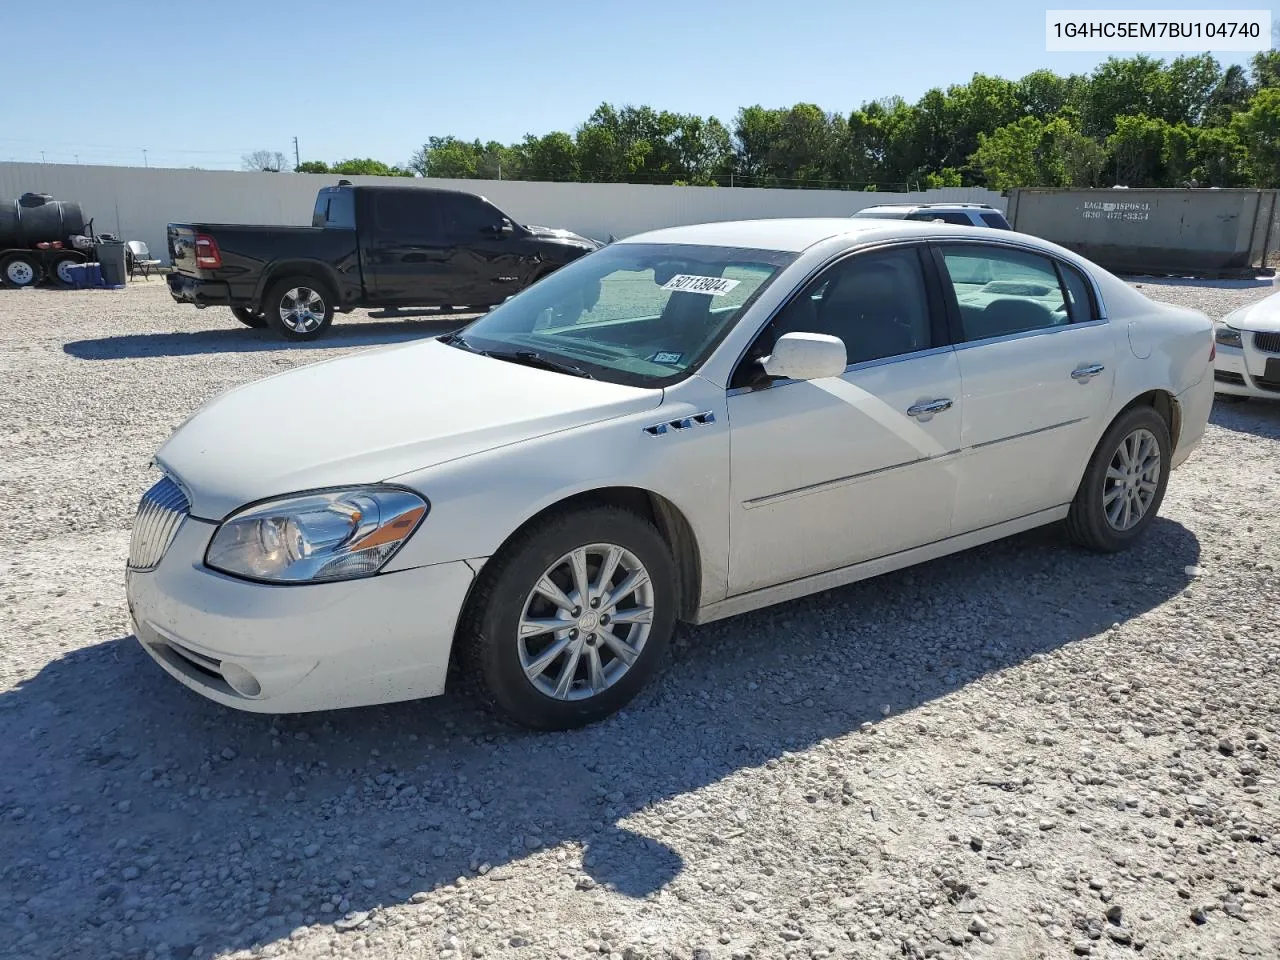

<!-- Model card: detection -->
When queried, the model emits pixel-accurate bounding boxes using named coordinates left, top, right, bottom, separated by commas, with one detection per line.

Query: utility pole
left=292, top=136, right=300, bottom=171
left=143, top=149, right=149, bottom=168
left=41, top=151, right=46, bottom=163
left=498, top=160, right=502, bottom=181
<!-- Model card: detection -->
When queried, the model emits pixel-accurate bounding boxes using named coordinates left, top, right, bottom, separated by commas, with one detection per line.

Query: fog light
left=221, top=662, right=262, bottom=698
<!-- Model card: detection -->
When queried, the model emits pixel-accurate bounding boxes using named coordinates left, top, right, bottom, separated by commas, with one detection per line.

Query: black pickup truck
left=166, top=183, right=601, bottom=340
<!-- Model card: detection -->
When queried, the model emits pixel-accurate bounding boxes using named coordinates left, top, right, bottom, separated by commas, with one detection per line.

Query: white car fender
left=381, top=375, right=733, bottom=609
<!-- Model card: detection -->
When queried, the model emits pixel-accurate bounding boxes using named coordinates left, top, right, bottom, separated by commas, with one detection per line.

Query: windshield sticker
left=650, top=351, right=684, bottom=365
left=661, top=274, right=741, bottom=296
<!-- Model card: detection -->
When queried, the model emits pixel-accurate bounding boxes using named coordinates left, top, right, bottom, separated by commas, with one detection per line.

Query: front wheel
left=230, top=306, right=267, bottom=328
left=1066, top=406, right=1171, bottom=552
left=263, top=277, right=334, bottom=340
left=461, top=506, right=677, bottom=729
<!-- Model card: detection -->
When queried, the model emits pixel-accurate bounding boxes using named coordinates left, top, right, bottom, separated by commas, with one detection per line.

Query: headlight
left=1214, top=323, right=1243, bottom=348
left=205, top=486, right=428, bottom=583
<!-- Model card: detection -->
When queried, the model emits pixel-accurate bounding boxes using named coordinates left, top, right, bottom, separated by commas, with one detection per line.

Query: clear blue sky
left=2, top=0, right=1261, bottom=170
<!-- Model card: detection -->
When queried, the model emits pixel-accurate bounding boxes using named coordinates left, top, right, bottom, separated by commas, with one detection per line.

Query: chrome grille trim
left=128, top=475, right=190, bottom=571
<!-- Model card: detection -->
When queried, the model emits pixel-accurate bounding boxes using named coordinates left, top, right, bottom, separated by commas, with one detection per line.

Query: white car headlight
left=205, top=486, right=428, bottom=584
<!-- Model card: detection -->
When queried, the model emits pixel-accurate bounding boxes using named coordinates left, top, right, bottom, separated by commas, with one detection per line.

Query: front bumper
left=126, top=517, right=474, bottom=713
left=1213, top=332, right=1280, bottom=400
left=167, top=273, right=232, bottom=307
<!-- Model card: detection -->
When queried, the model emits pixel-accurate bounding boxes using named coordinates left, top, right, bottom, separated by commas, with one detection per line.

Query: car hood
left=1224, top=291, right=1280, bottom=333
left=157, top=339, right=662, bottom=520
left=523, top=224, right=601, bottom=248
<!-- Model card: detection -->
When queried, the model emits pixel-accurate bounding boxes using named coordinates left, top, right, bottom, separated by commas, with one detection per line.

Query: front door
left=931, top=242, right=1117, bottom=530
left=727, top=244, right=962, bottom=595
left=436, top=194, right=540, bottom=307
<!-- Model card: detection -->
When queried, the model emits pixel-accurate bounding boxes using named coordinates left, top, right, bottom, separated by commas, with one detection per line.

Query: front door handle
left=906, top=398, right=953, bottom=418
left=1071, top=363, right=1106, bottom=382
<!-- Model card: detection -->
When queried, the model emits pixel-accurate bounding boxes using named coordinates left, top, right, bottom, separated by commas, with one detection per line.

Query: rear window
left=312, top=190, right=355, bottom=229
left=980, top=212, right=1012, bottom=229
left=906, top=211, right=973, bottom=225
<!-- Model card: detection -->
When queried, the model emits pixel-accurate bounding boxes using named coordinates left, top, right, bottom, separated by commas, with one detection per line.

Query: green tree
left=1189, top=126, right=1249, bottom=185
left=972, top=115, right=1104, bottom=189
left=1233, top=88, right=1280, bottom=186
left=1106, top=116, right=1191, bottom=186
left=330, top=158, right=412, bottom=177
left=520, top=132, right=579, bottom=181
left=295, top=160, right=329, bottom=174
left=410, top=137, right=481, bottom=178
left=1081, top=55, right=1169, bottom=137
left=1251, top=50, right=1280, bottom=90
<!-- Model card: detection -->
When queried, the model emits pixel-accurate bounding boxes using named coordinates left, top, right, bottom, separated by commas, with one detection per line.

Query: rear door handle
left=906, top=398, right=953, bottom=418
left=1071, top=363, right=1106, bottom=382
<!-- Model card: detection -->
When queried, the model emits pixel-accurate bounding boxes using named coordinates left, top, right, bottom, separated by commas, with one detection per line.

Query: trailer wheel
left=49, top=252, right=86, bottom=288
left=1, top=253, right=41, bottom=288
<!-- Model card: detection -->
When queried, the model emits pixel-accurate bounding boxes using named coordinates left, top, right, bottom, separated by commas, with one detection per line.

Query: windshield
left=450, top=242, right=796, bottom=386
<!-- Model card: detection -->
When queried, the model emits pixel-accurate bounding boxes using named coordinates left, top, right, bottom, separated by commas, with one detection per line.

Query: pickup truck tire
left=230, top=306, right=268, bottom=328
left=263, top=276, right=335, bottom=340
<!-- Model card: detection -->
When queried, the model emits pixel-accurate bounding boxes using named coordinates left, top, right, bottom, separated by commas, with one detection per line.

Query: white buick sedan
left=1212, top=289, right=1280, bottom=400
left=126, top=219, right=1214, bottom=729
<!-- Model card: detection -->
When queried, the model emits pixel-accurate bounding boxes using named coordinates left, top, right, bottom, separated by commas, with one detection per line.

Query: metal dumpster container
left=1006, top=188, right=1279, bottom=278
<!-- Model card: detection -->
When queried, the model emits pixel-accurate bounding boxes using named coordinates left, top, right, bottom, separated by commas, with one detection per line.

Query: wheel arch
left=1115, top=388, right=1180, bottom=450
left=460, top=485, right=704, bottom=623
left=253, top=260, right=341, bottom=307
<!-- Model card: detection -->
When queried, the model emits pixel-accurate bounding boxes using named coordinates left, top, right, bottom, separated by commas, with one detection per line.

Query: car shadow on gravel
left=62, top=317, right=468, bottom=360
left=0, top=518, right=1199, bottom=959
left=1210, top=397, right=1280, bottom=439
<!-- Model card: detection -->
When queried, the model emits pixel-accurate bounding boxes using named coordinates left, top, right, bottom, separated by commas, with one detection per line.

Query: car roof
left=619, top=217, right=1008, bottom=253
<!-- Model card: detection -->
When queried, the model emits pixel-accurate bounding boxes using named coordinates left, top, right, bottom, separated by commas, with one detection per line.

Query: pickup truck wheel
left=230, top=306, right=268, bottom=328
left=264, top=277, right=334, bottom=340
left=1, top=253, right=41, bottom=288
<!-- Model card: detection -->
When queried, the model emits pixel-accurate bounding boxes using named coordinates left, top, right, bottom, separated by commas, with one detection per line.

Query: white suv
left=851, top=202, right=1011, bottom=229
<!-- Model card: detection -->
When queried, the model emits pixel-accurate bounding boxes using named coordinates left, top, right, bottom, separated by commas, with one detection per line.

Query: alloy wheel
left=518, top=543, right=655, bottom=701
left=278, top=287, right=326, bottom=333
left=1103, top=427, right=1161, bottom=531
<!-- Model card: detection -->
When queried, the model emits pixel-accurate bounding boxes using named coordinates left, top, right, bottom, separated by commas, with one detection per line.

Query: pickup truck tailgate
left=168, top=224, right=198, bottom=276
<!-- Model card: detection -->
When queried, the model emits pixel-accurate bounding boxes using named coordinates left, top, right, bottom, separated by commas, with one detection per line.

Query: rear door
left=933, top=242, right=1116, bottom=530
left=363, top=190, right=458, bottom=305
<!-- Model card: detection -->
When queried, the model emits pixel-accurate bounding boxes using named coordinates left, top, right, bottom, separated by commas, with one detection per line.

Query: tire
left=1, top=253, right=41, bottom=288
left=1066, top=405, right=1171, bottom=553
left=230, top=306, right=268, bottom=328
left=460, top=505, right=678, bottom=730
left=48, top=252, right=85, bottom=288
left=263, top=276, right=335, bottom=340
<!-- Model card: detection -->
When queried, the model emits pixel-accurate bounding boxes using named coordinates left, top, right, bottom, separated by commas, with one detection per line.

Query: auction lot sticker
left=1046, top=9, right=1270, bottom=51
left=662, top=275, right=742, bottom=296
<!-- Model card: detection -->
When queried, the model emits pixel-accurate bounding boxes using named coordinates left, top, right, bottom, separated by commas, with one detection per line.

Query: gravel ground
left=2, top=278, right=1280, bottom=960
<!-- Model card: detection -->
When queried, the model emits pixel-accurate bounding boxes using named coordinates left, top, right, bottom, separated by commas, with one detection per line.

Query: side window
left=1059, top=262, right=1097, bottom=323
left=979, top=212, right=1011, bottom=229
left=767, top=247, right=934, bottom=367
left=939, top=246, right=1070, bottom=342
left=374, top=191, right=438, bottom=236
left=440, top=195, right=504, bottom=237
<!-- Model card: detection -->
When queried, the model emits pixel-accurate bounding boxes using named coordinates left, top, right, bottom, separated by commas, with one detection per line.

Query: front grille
left=128, top=475, right=189, bottom=570
left=1215, top=370, right=1246, bottom=385
left=1254, top=376, right=1280, bottom=393
left=1253, top=331, right=1280, bottom=354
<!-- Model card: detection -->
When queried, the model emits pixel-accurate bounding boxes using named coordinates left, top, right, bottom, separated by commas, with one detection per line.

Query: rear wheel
left=1, top=253, right=41, bottom=288
left=461, top=506, right=677, bottom=729
left=263, top=276, right=334, bottom=340
left=1066, top=405, right=1171, bottom=552
left=231, top=306, right=267, bottom=328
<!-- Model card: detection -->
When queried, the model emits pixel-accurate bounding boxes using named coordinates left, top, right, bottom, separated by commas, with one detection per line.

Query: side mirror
left=760, top=332, right=847, bottom=381
left=499, top=220, right=514, bottom=236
